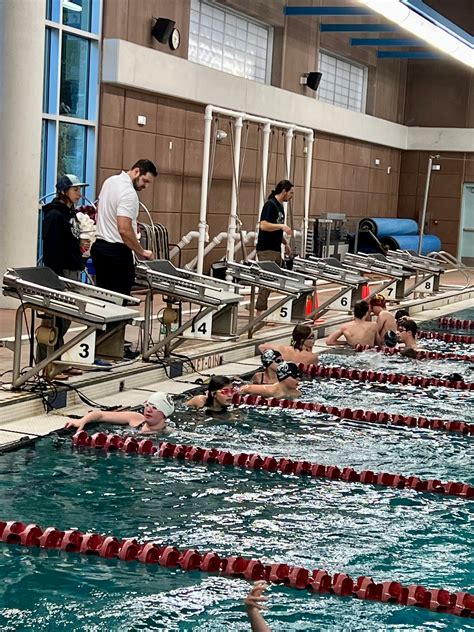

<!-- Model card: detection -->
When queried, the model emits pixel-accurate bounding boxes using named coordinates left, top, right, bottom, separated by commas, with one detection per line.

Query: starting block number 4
left=267, top=299, right=293, bottom=323
left=61, top=330, right=96, bottom=365
left=184, top=311, right=213, bottom=340
left=380, top=281, right=397, bottom=299
left=329, top=289, right=352, bottom=312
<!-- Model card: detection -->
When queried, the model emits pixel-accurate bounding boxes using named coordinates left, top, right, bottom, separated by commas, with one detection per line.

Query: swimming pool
left=0, top=310, right=473, bottom=630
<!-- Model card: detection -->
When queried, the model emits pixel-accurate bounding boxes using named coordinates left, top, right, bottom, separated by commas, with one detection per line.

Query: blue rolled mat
left=381, top=234, right=441, bottom=255
left=360, top=218, right=419, bottom=237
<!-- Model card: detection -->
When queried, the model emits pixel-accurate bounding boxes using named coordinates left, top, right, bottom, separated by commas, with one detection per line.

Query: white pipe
left=232, top=230, right=257, bottom=259
left=197, top=105, right=213, bottom=274
left=186, top=232, right=228, bottom=270
left=259, top=123, right=272, bottom=211
left=303, top=133, right=314, bottom=256
left=169, top=230, right=199, bottom=260
left=226, top=116, right=243, bottom=278
left=283, top=128, right=294, bottom=240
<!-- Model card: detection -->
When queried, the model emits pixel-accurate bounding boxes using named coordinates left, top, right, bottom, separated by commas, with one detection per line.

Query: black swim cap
left=384, top=330, right=398, bottom=348
left=261, top=349, right=283, bottom=368
left=276, top=361, right=299, bottom=382
left=445, top=372, right=464, bottom=383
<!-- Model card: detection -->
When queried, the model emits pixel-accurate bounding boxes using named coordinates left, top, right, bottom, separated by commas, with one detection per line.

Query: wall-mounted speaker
left=151, top=17, right=176, bottom=44
left=305, top=71, right=323, bottom=92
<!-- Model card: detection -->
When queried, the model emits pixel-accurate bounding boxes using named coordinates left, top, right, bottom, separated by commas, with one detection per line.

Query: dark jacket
left=42, top=199, right=83, bottom=274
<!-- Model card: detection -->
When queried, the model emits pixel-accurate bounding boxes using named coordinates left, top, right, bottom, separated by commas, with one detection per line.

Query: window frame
left=318, top=49, right=368, bottom=114
left=189, top=0, right=274, bottom=85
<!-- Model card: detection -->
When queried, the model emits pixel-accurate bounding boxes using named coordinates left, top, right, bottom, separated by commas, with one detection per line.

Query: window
left=189, top=0, right=272, bottom=84
left=318, top=51, right=367, bottom=113
left=60, top=33, right=91, bottom=119
left=63, top=0, right=92, bottom=32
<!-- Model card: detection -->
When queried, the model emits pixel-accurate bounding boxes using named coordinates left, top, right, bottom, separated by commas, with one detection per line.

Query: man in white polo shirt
left=91, top=159, right=157, bottom=297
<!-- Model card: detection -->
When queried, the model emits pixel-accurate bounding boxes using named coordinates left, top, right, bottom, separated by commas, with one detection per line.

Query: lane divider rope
left=231, top=392, right=474, bottom=436
left=1, top=519, right=472, bottom=618
left=354, top=344, right=474, bottom=363
left=439, top=318, right=474, bottom=330
left=418, top=330, right=474, bottom=344
left=300, top=363, right=474, bottom=391
left=71, top=431, right=474, bottom=500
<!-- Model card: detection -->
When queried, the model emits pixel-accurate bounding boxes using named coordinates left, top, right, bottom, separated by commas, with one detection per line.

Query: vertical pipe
left=259, top=123, right=272, bottom=212
left=303, top=133, right=314, bottom=256
left=283, top=128, right=294, bottom=242
left=226, top=116, right=243, bottom=274
left=418, top=156, right=434, bottom=255
left=197, top=106, right=213, bottom=275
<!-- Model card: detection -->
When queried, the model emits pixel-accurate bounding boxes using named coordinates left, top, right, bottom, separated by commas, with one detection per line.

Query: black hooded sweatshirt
left=42, top=199, right=83, bottom=274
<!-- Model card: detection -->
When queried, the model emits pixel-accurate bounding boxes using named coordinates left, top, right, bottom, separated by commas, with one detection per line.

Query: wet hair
left=400, top=348, right=417, bottom=359
left=268, top=179, right=293, bottom=199
left=399, top=318, right=417, bottom=337
left=395, top=309, right=410, bottom=321
left=291, top=324, right=312, bottom=351
left=205, top=375, right=232, bottom=407
left=354, top=300, right=369, bottom=320
left=131, top=159, right=158, bottom=177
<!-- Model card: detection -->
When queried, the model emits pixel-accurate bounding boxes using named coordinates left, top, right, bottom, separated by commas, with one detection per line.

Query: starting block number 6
left=329, top=289, right=353, bottom=312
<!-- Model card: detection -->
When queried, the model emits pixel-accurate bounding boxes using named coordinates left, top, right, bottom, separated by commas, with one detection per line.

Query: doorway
left=458, top=183, right=474, bottom=265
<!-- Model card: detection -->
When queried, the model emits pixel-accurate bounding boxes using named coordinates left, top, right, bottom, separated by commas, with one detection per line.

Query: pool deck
left=0, top=270, right=473, bottom=452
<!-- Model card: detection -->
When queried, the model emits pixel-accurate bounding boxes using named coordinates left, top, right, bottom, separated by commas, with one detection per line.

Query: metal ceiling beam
left=377, top=51, right=442, bottom=59
left=351, top=38, right=422, bottom=47
left=321, top=24, right=398, bottom=32
left=284, top=6, right=372, bottom=16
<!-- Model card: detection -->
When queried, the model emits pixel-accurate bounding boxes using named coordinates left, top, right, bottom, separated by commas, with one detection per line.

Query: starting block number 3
left=184, top=311, right=213, bottom=340
left=61, top=330, right=96, bottom=365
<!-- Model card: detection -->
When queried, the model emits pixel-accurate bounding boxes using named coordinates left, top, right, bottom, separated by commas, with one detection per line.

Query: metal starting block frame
left=292, top=256, right=367, bottom=318
left=385, top=250, right=445, bottom=297
left=342, top=253, right=411, bottom=302
left=226, top=260, right=313, bottom=335
left=134, top=260, right=242, bottom=359
left=2, top=267, right=140, bottom=389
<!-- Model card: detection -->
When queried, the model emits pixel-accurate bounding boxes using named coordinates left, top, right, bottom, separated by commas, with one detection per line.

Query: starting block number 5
left=184, top=311, right=213, bottom=340
left=61, top=330, right=96, bottom=365
left=267, top=299, right=293, bottom=323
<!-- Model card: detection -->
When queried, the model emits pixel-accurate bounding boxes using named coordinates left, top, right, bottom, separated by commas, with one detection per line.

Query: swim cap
left=370, top=294, right=386, bottom=308
left=276, top=361, right=299, bottom=382
left=261, top=349, right=283, bottom=368
left=445, top=373, right=464, bottom=383
left=384, top=330, right=398, bottom=348
left=146, top=392, right=175, bottom=417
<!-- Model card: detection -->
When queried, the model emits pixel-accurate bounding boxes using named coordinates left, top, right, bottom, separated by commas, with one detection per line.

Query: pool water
left=0, top=309, right=473, bottom=630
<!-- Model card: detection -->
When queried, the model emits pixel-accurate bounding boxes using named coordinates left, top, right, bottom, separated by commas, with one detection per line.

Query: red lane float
left=439, top=318, right=474, bottom=330
left=71, top=432, right=474, bottom=500
left=1, top=519, right=472, bottom=618
left=300, top=363, right=474, bottom=391
left=232, top=392, right=474, bottom=436
left=353, top=344, right=474, bottom=363
left=418, top=330, right=474, bottom=344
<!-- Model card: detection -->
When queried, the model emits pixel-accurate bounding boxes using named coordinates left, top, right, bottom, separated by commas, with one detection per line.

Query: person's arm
left=245, top=582, right=271, bottom=632
left=326, top=327, right=347, bottom=346
left=64, top=409, right=143, bottom=431
left=43, top=211, right=67, bottom=275
left=117, top=216, right=152, bottom=258
left=240, top=384, right=274, bottom=397
left=259, top=220, right=292, bottom=235
left=185, top=394, right=205, bottom=408
left=258, top=342, right=282, bottom=354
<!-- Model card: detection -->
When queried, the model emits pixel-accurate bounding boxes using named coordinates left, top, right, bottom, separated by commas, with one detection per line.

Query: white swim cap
left=146, top=392, right=175, bottom=417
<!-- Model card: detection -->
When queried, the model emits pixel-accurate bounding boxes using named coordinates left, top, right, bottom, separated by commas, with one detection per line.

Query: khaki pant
left=255, top=250, right=282, bottom=312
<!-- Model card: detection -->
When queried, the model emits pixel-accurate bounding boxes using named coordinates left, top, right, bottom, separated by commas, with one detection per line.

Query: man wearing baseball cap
left=65, top=391, right=175, bottom=434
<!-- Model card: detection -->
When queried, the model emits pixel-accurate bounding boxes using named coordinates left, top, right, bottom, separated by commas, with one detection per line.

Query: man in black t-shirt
left=255, top=179, right=294, bottom=312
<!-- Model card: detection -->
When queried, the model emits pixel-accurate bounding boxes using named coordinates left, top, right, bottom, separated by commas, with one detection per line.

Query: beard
left=132, top=176, right=145, bottom=191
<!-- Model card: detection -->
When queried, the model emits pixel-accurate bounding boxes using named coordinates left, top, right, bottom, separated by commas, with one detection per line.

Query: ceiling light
left=359, top=0, right=473, bottom=68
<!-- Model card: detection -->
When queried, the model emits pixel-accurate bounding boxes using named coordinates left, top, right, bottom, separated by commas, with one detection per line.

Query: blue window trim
left=88, top=40, right=99, bottom=121
left=49, top=0, right=61, bottom=24
left=45, top=28, right=60, bottom=114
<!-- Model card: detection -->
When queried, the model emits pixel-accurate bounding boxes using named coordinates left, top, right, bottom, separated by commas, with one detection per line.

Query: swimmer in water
left=253, top=349, right=283, bottom=385
left=326, top=300, right=378, bottom=348
left=259, top=324, right=319, bottom=365
left=369, top=294, right=397, bottom=346
left=64, top=391, right=175, bottom=434
left=186, top=375, right=235, bottom=413
left=240, top=361, right=301, bottom=400
left=398, top=318, right=418, bottom=358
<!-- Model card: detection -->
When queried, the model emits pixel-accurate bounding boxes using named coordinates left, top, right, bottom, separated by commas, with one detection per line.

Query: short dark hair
left=269, top=179, right=293, bottom=199
left=395, top=309, right=410, bottom=321
left=400, top=318, right=417, bottom=336
left=131, top=159, right=158, bottom=177
left=354, top=300, right=369, bottom=320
